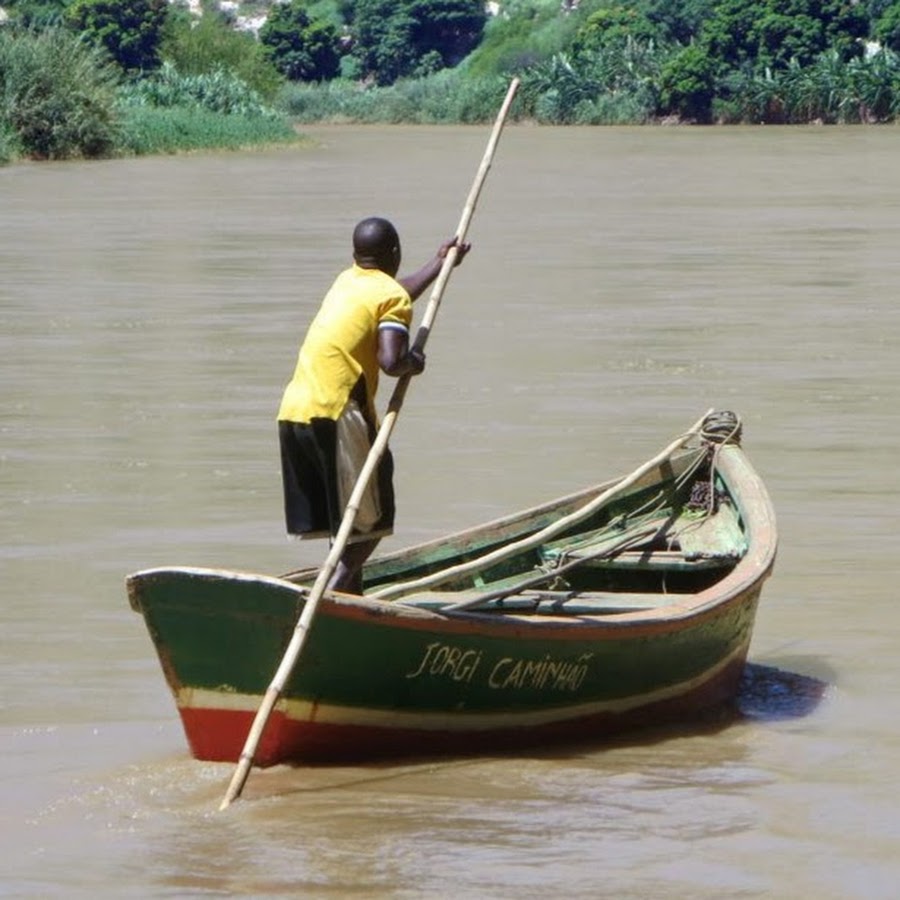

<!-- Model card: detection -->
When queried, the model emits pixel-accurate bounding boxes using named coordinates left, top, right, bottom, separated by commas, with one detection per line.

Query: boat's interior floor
left=391, top=501, right=747, bottom=616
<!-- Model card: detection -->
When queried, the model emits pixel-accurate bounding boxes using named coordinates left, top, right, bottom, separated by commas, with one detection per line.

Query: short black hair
left=352, top=217, right=401, bottom=273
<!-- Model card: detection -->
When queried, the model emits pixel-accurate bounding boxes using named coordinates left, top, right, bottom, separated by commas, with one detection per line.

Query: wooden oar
left=219, top=77, right=520, bottom=811
left=370, top=410, right=714, bottom=602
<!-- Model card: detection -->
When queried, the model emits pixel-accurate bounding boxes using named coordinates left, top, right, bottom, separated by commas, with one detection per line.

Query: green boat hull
left=127, top=415, right=777, bottom=765
left=130, top=566, right=761, bottom=764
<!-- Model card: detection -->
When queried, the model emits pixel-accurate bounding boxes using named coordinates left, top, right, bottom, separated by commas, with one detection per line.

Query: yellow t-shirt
left=277, top=264, right=412, bottom=424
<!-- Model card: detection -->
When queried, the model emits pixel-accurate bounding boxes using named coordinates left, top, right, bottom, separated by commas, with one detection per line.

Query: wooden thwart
left=402, top=589, right=684, bottom=616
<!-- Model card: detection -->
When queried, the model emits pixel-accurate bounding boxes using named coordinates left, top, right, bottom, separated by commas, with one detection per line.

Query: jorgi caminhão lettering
left=405, top=641, right=592, bottom=693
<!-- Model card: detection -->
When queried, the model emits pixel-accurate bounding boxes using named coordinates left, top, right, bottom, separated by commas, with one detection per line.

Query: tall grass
left=117, top=104, right=297, bottom=155
left=116, top=63, right=298, bottom=155
left=277, top=70, right=513, bottom=123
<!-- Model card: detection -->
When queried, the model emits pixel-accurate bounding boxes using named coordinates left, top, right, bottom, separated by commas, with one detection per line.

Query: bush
left=0, top=27, right=121, bottom=159
left=120, top=62, right=282, bottom=118
left=518, top=40, right=664, bottom=124
left=572, top=6, right=661, bottom=55
left=873, top=4, right=900, bottom=52
left=1, top=1, right=68, bottom=28
left=350, top=0, right=487, bottom=85
left=714, top=48, right=900, bottom=123
left=571, top=92, right=656, bottom=124
left=160, top=6, right=283, bottom=100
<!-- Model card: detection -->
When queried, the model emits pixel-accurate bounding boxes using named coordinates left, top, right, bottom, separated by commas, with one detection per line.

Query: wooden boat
left=126, top=410, right=776, bottom=766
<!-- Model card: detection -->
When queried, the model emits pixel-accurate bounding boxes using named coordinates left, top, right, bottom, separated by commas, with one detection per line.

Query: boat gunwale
left=126, top=440, right=776, bottom=640
left=281, top=446, right=707, bottom=587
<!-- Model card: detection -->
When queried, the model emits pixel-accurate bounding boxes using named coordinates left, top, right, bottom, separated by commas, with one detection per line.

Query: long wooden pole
left=219, top=78, right=519, bottom=810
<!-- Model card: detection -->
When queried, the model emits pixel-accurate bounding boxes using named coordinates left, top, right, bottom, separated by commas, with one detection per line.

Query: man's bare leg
left=326, top=538, right=380, bottom=595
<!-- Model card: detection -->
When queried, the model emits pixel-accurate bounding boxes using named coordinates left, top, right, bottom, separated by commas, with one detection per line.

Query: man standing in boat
left=278, top=217, right=469, bottom=594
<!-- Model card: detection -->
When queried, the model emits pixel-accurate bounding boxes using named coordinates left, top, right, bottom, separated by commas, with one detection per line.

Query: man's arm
left=398, top=237, right=470, bottom=301
left=377, top=327, right=425, bottom=377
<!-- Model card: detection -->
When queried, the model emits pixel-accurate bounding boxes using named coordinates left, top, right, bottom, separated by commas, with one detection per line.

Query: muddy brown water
left=2, top=124, right=898, bottom=898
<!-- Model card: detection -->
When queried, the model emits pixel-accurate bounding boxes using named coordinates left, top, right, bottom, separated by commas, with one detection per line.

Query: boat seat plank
left=675, top=502, right=746, bottom=558
left=396, top=589, right=685, bottom=616
left=574, top=550, right=735, bottom=571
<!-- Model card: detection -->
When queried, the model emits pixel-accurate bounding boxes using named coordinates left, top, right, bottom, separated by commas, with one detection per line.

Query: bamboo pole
left=219, top=78, right=520, bottom=811
left=370, top=410, right=714, bottom=603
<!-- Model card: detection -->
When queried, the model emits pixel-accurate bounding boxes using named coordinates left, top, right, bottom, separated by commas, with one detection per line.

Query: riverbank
left=0, top=28, right=300, bottom=166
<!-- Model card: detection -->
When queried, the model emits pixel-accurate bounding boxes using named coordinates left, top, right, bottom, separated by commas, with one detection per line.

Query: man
left=278, top=216, right=469, bottom=594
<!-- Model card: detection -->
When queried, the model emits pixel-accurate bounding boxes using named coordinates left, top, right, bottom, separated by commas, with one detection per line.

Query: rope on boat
left=372, top=410, right=714, bottom=603
left=700, top=409, right=742, bottom=446
left=422, top=411, right=744, bottom=613
left=692, top=409, right=743, bottom=517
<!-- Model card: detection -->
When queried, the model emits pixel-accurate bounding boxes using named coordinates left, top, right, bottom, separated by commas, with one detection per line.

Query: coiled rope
left=700, top=409, right=742, bottom=446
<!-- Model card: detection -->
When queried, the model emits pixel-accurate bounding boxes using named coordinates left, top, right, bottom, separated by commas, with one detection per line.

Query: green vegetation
left=279, top=69, right=512, bottom=123
left=65, top=0, right=169, bottom=73
left=348, top=0, right=486, bottom=85
left=273, top=0, right=900, bottom=124
left=0, top=1, right=298, bottom=163
left=160, top=4, right=283, bottom=99
left=259, top=0, right=341, bottom=82
left=0, top=26, right=120, bottom=159
left=120, top=61, right=281, bottom=117
left=117, top=102, right=295, bottom=154
left=4, top=0, right=900, bottom=166
left=0, top=117, right=22, bottom=163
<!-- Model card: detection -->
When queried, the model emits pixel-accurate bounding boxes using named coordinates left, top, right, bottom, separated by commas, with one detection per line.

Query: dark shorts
left=278, top=417, right=395, bottom=538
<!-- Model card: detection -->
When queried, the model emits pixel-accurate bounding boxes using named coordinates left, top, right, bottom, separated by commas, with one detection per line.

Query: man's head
left=352, top=217, right=401, bottom=276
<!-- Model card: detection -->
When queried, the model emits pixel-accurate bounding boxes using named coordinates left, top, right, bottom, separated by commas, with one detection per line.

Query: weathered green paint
left=136, top=564, right=758, bottom=715
left=127, top=424, right=778, bottom=760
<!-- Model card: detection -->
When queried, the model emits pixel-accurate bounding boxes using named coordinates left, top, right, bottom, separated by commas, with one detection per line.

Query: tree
left=572, top=5, right=661, bottom=56
left=259, top=1, right=342, bottom=82
left=352, top=1, right=416, bottom=84
left=659, top=42, right=717, bottom=121
left=638, top=0, right=714, bottom=45
left=349, top=0, right=486, bottom=85
left=408, top=0, right=487, bottom=67
left=66, top=0, right=170, bottom=74
left=872, top=3, right=900, bottom=51
left=700, top=0, right=868, bottom=73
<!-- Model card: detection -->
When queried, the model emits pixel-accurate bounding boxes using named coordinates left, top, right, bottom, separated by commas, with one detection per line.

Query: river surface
left=2, top=124, right=899, bottom=898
